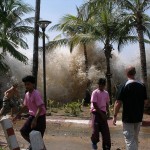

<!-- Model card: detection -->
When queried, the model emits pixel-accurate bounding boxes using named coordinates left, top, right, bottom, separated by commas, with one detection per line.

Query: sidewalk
left=46, top=118, right=123, bottom=126
left=0, top=116, right=150, bottom=150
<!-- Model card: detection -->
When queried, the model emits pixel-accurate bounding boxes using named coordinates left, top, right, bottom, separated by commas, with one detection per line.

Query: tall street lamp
left=38, top=20, right=51, bottom=108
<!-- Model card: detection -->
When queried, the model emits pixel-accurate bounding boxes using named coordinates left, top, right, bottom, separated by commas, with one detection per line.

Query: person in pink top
left=91, top=78, right=111, bottom=150
left=13, top=75, right=46, bottom=150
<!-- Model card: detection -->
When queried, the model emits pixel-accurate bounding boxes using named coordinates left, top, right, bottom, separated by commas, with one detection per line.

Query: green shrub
left=0, top=147, right=4, bottom=150
left=64, top=100, right=83, bottom=116
left=47, top=99, right=63, bottom=113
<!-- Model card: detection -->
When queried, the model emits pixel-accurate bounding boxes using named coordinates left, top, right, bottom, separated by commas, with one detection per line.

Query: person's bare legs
left=0, top=107, right=4, bottom=117
left=11, top=107, right=16, bottom=117
left=11, top=108, right=13, bottom=117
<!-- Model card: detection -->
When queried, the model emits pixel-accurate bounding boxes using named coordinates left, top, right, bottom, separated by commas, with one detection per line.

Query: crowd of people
left=0, top=65, right=148, bottom=150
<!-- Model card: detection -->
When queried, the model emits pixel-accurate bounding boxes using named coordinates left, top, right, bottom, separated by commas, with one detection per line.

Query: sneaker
left=92, top=143, right=98, bottom=150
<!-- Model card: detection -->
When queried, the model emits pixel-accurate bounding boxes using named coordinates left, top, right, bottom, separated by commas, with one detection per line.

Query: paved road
left=0, top=118, right=150, bottom=150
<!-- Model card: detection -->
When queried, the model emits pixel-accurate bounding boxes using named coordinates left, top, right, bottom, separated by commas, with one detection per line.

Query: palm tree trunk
left=83, top=43, right=88, bottom=78
left=137, top=27, right=147, bottom=87
left=83, top=44, right=91, bottom=106
left=32, top=0, right=41, bottom=88
left=104, top=43, right=112, bottom=105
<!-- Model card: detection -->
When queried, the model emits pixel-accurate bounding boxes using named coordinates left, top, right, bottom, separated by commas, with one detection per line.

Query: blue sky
left=24, top=0, right=84, bottom=25
left=23, top=0, right=150, bottom=63
left=23, top=0, right=84, bottom=52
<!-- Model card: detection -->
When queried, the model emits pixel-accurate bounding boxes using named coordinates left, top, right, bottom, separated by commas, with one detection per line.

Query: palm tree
left=0, top=0, right=34, bottom=72
left=48, top=0, right=142, bottom=105
left=48, top=8, right=94, bottom=78
left=77, top=0, right=146, bottom=104
left=77, top=0, right=122, bottom=104
left=47, top=1, right=122, bottom=104
left=116, top=0, right=150, bottom=87
left=32, top=0, right=41, bottom=88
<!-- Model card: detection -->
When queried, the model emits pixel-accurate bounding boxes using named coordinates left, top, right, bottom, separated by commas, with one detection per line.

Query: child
left=0, top=83, right=19, bottom=117
left=90, top=78, right=111, bottom=150
left=13, top=75, right=46, bottom=150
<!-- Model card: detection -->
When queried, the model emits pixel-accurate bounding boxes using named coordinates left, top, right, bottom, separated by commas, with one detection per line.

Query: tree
left=76, top=0, right=143, bottom=104
left=48, top=8, right=93, bottom=78
left=47, top=0, right=142, bottom=104
left=32, top=0, right=41, bottom=88
left=48, top=1, right=120, bottom=104
left=0, top=0, right=34, bottom=72
left=117, top=0, right=150, bottom=87
left=76, top=0, right=122, bottom=104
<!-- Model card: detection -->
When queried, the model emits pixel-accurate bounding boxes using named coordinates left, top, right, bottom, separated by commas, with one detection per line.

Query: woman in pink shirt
left=13, top=76, right=46, bottom=150
left=91, top=78, right=111, bottom=150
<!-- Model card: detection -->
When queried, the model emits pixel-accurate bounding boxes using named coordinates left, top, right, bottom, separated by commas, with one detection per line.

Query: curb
left=46, top=119, right=123, bottom=126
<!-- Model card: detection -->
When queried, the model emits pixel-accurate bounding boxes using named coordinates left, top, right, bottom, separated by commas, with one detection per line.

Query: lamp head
left=38, top=20, right=51, bottom=30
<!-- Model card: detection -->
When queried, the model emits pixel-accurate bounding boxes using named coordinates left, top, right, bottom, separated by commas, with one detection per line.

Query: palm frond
left=49, top=24, right=60, bottom=31
left=0, top=54, right=9, bottom=73
left=15, top=17, right=35, bottom=26
left=0, top=61, right=9, bottom=73
left=2, top=41, right=28, bottom=64
left=0, top=0, right=35, bottom=67
left=46, top=38, right=69, bottom=51
left=141, top=0, right=150, bottom=11
left=117, top=36, right=138, bottom=52
left=10, top=26, right=35, bottom=36
left=144, top=39, right=150, bottom=44
left=143, top=22, right=150, bottom=39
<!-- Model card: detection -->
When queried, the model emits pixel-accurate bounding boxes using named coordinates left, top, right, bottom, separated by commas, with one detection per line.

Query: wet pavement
left=0, top=116, right=150, bottom=150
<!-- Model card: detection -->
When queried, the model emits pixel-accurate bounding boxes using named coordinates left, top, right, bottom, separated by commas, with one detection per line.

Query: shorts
left=20, top=114, right=46, bottom=138
left=1, top=97, right=16, bottom=115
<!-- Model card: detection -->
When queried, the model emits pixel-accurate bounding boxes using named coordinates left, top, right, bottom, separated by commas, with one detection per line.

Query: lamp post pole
left=42, top=27, right=47, bottom=108
left=38, top=20, right=51, bottom=108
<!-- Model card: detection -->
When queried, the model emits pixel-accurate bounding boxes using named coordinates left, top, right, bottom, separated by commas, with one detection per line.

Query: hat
left=98, top=78, right=106, bottom=85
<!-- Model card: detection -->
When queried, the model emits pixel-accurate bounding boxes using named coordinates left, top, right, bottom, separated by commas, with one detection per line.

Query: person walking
left=0, top=83, right=20, bottom=117
left=90, top=78, right=111, bottom=150
left=13, top=75, right=46, bottom=150
left=113, top=66, right=147, bottom=150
